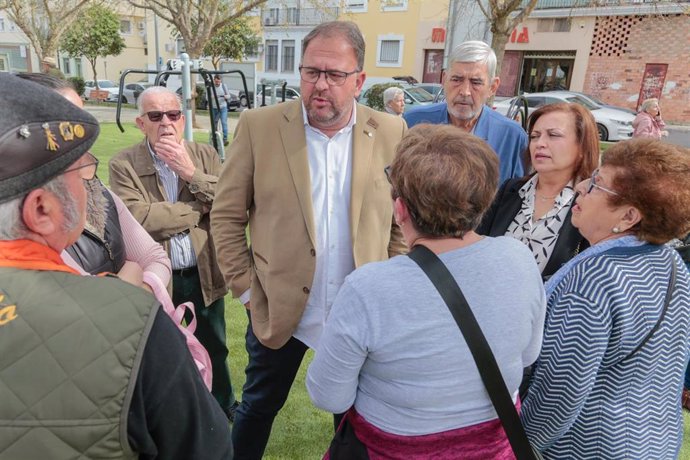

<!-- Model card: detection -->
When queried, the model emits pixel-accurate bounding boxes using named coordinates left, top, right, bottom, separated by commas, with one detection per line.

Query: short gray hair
left=383, top=87, right=404, bottom=105
left=640, top=98, right=659, bottom=113
left=0, top=174, right=80, bottom=240
left=137, top=86, right=182, bottom=115
left=302, top=21, right=365, bottom=71
left=448, top=41, right=497, bottom=79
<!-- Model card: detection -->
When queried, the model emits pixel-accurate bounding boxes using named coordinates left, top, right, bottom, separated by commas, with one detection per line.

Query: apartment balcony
left=261, top=7, right=340, bottom=27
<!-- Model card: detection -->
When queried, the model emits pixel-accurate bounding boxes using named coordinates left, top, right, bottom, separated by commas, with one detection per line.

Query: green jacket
left=0, top=267, right=158, bottom=459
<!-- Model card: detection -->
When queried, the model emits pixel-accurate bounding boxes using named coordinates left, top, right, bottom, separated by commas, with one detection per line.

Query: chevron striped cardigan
left=522, top=244, right=690, bottom=459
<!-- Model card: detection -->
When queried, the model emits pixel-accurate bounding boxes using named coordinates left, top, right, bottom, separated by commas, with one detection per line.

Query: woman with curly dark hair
left=522, top=139, right=690, bottom=459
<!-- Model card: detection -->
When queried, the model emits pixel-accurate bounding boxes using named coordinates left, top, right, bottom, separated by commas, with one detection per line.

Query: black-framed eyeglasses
left=64, top=152, right=99, bottom=180
left=585, top=169, right=620, bottom=196
left=144, top=110, right=183, bottom=122
left=384, top=165, right=393, bottom=184
left=298, top=66, right=359, bottom=86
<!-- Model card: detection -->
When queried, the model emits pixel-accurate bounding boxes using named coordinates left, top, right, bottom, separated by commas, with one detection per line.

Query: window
left=376, top=35, right=404, bottom=67
left=0, top=55, right=7, bottom=73
left=75, top=59, right=83, bottom=78
left=286, top=7, right=299, bottom=25
left=0, top=18, right=5, bottom=32
left=62, top=57, right=71, bottom=74
left=345, top=0, right=367, bottom=13
left=265, top=40, right=278, bottom=72
left=120, top=19, right=132, bottom=34
left=381, top=0, right=408, bottom=12
left=281, top=40, right=295, bottom=73
left=537, top=18, right=571, bottom=32
left=554, top=18, right=571, bottom=32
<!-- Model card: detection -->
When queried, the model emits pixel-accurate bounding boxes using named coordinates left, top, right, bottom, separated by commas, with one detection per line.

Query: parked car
left=358, top=83, right=435, bottom=111
left=416, top=83, right=444, bottom=98
left=84, top=80, right=120, bottom=102
left=494, top=91, right=634, bottom=141
left=569, top=91, right=637, bottom=115
left=121, top=82, right=152, bottom=104
left=256, top=86, right=300, bottom=106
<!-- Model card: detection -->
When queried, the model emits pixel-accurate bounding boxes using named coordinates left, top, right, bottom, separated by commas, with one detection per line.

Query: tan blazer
left=211, top=100, right=407, bottom=349
left=109, top=140, right=228, bottom=306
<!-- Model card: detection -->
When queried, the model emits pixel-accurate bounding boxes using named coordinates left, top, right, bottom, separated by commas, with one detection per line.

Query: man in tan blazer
left=211, top=21, right=406, bottom=460
left=108, top=87, right=236, bottom=421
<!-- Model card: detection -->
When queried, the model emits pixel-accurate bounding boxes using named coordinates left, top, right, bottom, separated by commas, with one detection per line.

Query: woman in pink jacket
left=633, top=98, right=669, bottom=139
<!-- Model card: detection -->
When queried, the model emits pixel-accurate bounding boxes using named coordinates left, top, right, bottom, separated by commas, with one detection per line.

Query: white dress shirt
left=291, top=104, right=357, bottom=348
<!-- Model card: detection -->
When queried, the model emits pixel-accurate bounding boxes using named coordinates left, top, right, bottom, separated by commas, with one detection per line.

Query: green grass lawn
left=92, top=122, right=690, bottom=459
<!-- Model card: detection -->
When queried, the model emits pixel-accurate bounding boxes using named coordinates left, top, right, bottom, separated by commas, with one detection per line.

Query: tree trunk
left=491, top=28, right=510, bottom=81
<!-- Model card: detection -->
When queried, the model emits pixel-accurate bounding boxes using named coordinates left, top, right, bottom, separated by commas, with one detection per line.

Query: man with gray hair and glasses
left=405, top=40, right=526, bottom=183
left=212, top=20, right=406, bottom=459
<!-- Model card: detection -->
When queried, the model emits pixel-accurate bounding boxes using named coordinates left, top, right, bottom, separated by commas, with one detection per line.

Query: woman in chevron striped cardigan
left=521, top=139, right=690, bottom=459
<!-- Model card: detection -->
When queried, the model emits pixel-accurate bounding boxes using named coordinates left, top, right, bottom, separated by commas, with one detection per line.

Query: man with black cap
left=0, top=73, right=232, bottom=459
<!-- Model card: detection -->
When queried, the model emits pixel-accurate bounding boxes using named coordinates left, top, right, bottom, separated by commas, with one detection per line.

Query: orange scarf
left=0, top=239, right=80, bottom=275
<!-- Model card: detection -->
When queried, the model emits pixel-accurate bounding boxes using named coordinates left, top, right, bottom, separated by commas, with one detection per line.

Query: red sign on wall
left=510, top=27, right=529, bottom=43
left=637, top=63, right=668, bottom=110
left=431, top=28, right=446, bottom=43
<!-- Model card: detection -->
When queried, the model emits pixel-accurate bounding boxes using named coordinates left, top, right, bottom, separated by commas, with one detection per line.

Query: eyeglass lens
left=146, top=110, right=182, bottom=122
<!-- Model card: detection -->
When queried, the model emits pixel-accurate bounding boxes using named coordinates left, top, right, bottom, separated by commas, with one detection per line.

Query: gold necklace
left=535, top=193, right=557, bottom=202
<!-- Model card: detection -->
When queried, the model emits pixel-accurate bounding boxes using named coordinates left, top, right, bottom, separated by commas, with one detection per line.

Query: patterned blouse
left=505, top=175, right=575, bottom=273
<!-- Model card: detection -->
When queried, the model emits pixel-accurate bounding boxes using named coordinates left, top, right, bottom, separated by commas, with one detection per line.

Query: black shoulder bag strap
left=408, top=245, right=539, bottom=460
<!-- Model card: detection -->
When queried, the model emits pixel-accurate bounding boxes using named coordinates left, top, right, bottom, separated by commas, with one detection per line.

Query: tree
left=128, top=0, right=266, bottom=61
left=127, top=0, right=266, bottom=126
left=455, top=0, right=540, bottom=78
left=60, top=4, right=125, bottom=90
left=203, top=17, right=260, bottom=70
left=0, top=0, right=94, bottom=72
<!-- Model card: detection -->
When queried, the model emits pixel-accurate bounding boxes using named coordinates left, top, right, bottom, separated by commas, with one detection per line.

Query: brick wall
left=583, top=14, right=690, bottom=124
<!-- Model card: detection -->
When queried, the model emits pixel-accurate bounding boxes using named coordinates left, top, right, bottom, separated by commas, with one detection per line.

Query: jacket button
left=310, top=248, right=316, bottom=256
left=303, top=287, right=310, bottom=294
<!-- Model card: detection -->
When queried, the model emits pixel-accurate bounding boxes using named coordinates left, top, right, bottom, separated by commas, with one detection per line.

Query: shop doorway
left=423, top=49, right=444, bottom=83
left=520, top=55, right=574, bottom=93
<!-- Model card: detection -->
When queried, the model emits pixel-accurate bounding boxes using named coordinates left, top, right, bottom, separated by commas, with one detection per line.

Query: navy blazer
left=478, top=177, right=589, bottom=280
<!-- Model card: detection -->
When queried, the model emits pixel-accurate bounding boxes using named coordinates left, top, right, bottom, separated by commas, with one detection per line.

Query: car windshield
left=565, top=95, right=598, bottom=110
left=94, top=80, right=116, bottom=88
left=582, top=93, right=606, bottom=106
left=406, top=87, right=434, bottom=103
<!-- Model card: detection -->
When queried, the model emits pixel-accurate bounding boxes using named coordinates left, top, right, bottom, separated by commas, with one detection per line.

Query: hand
left=155, top=137, right=196, bottom=181
left=661, top=130, right=669, bottom=137
left=118, top=261, right=144, bottom=288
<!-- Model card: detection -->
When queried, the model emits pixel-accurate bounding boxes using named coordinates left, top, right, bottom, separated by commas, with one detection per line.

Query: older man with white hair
left=405, top=41, right=526, bottom=183
left=109, top=86, right=236, bottom=420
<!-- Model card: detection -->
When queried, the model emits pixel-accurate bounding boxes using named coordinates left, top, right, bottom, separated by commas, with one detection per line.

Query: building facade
left=498, top=1, right=690, bottom=122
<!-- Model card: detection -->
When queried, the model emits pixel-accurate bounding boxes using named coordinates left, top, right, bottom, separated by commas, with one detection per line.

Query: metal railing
left=261, top=7, right=339, bottom=27
left=526, top=0, right=688, bottom=9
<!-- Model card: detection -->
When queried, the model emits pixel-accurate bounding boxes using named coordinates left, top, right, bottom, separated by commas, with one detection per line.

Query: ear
left=393, top=197, right=409, bottom=227
left=21, top=189, right=60, bottom=237
left=354, top=71, right=366, bottom=99
left=490, top=76, right=501, bottom=95
left=135, top=116, right=146, bottom=132
left=617, top=205, right=642, bottom=233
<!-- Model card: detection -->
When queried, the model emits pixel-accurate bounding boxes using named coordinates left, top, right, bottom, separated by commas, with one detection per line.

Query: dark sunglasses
left=145, top=110, right=183, bottom=122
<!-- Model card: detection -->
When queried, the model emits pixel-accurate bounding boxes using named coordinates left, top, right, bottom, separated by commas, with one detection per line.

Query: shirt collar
left=519, top=174, right=575, bottom=207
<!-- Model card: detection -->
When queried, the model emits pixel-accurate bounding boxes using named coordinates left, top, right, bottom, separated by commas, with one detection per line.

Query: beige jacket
left=211, top=100, right=407, bottom=349
left=109, top=140, right=227, bottom=306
